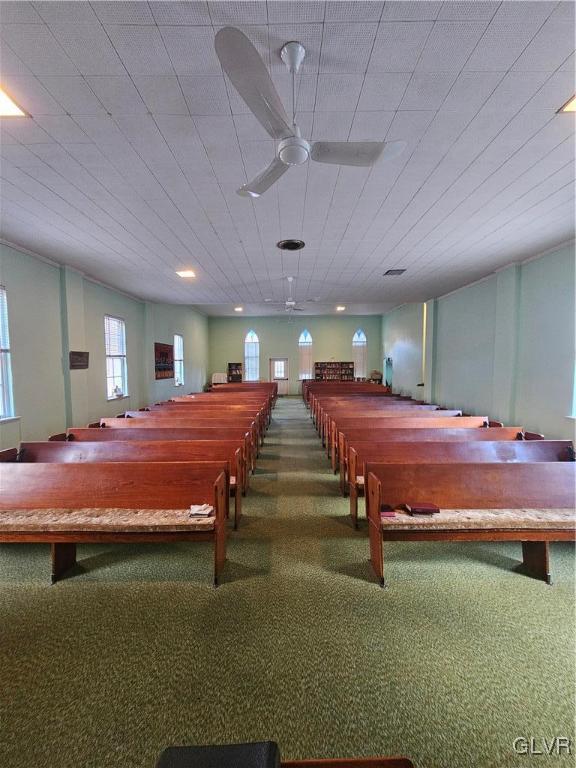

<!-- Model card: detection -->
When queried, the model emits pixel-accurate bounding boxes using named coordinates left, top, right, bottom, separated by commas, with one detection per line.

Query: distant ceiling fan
left=214, top=27, right=407, bottom=198
left=268, top=276, right=336, bottom=313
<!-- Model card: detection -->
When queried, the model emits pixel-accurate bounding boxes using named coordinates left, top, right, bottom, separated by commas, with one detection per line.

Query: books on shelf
left=314, top=362, right=355, bottom=381
left=227, top=362, right=243, bottom=383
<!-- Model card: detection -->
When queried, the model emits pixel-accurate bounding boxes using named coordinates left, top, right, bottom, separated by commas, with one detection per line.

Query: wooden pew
left=329, top=415, right=489, bottom=472
left=13, top=441, right=244, bottom=530
left=347, top=440, right=574, bottom=527
left=0, top=462, right=228, bottom=585
left=56, top=428, right=254, bottom=484
left=336, top=424, right=520, bottom=486
left=365, top=462, right=576, bottom=587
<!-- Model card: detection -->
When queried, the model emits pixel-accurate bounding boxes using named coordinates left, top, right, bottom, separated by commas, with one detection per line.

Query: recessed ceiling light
left=0, top=87, right=26, bottom=117
left=558, top=95, right=576, bottom=113
left=176, top=269, right=196, bottom=278
left=277, top=239, right=305, bottom=251
left=336, top=305, right=346, bottom=312
left=384, top=269, right=406, bottom=276
left=234, top=306, right=243, bottom=312
left=264, top=298, right=272, bottom=302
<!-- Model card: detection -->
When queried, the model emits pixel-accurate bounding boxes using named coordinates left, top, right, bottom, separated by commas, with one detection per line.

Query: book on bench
left=401, top=502, right=440, bottom=516
left=189, top=504, right=214, bottom=517
left=380, top=504, right=396, bottom=518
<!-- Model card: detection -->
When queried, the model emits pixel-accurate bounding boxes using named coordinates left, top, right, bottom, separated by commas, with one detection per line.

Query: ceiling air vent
left=384, top=269, right=406, bottom=276
left=277, top=239, right=305, bottom=251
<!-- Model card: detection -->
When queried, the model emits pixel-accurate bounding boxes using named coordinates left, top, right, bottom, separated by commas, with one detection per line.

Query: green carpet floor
left=1, top=398, right=575, bottom=768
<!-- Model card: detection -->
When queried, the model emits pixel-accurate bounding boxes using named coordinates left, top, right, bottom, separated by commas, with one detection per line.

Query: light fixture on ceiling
left=558, top=95, right=576, bottom=113
left=384, top=269, right=406, bottom=276
left=336, top=305, right=346, bottom=312
left=234, top=306, right=243, bottom=312
left=277, top=239, right=305, bottom=251
left=176, top=269, right=196, bottom=278
left=0, top=87, right=26, bottom=117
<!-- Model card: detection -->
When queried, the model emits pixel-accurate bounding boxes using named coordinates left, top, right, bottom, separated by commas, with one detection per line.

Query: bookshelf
left=227, top=362, right=243, bottom=383
left=314, top=362, right=355, bottom=381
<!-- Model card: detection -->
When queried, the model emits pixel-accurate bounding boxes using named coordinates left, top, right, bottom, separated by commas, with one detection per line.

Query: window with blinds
left=298, top=329, right=313, bottom=380
left=244, top=330, right=259, bottom=381
left=0, top=286, right=15, bottom=418
left=174, top=333, right=184, bottom=386
left=352, top=328, right=367, bottom=379
left=104, top=315, right=128, bottom=399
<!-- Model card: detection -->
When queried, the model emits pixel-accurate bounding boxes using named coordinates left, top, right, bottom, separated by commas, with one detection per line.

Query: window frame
left=104, top=314, right=129, bottom=401
left=298, top=329, right=313, bottom=380
left=352, top=328, right=368, bottom=379
left=244, top=330, right=260, bottom=382
left=0, top=285, right=15, bottom=419
left=174, top=333, right=184, bottom=387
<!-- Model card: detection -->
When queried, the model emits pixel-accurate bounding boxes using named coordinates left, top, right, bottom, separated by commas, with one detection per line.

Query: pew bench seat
left=373, top=508, right=575, bottom=587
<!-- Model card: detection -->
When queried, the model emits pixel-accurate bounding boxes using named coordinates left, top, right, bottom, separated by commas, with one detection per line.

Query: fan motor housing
left=278, top=136, right=310, bottom=166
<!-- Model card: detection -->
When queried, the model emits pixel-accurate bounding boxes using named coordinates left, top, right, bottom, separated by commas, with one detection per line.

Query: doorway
left=270, top=357, right=289, bottom=396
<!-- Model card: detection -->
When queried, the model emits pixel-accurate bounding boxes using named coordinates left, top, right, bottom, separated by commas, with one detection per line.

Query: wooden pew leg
left=350, top=486, right=359, bottom=529
left=520, top=541, right=552, bottom=585
left=51, top=543, right=77, bottom=583
left=234, top=486, right=242, bottom=530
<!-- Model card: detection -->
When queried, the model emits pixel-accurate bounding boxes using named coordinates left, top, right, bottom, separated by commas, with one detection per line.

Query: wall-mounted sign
left=154, top=342, right=174, bottom=380
left=69, top=351, right=89, bottom=369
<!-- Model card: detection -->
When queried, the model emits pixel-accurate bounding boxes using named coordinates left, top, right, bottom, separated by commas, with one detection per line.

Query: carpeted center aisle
left=1, top=398, right=574, bottom=768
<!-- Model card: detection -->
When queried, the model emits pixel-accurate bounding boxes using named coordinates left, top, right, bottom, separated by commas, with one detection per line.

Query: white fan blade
left=310, top=140, right=407, bottom=167
left=215, top=27, right=293, bottom=141
left=237, top=157, right=290, bottom=197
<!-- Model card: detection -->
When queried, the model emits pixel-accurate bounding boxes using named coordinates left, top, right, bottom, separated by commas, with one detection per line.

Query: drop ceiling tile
left=325, top=2, right=383, bottom=22
left=38, top=76, right=107, bottom=115
left=179, top=75, right=231, bottom=115
left=513, top=16, right=576, bottom=72
left=439, top=71, right=504, bottom=113
left=559, top=52, right=575, bottom=73
left=357, top=72, right=411, bottom=111
left=369, top=22, right=433, bottom=72
left=1, top=75, right=65, bottom=115
left=492, top=1, right=556, bottom=25
left=92, top=2, right=155, bottom=25
left=311, top=110, right=355, bottom=140
left=1, top=2, right=43, bottom=23
left=0, top=142, right=44, bottom=167
left=349, top=110, right=394, bottom=140
left=33, top=1, right=99, bottom=23
left=320, top=23, right=378, bottom=73
left=0, top=24, right=79, bottom=75
left=132, top=76, right=188, bottom=115
left=315, top=74, right=364, bottom=110
left=1, top=117, right=56, bottom=144
left=49, top=24, right=125, bottom=76
left=0, top=44, right=33, bottom=75
left=381, top=2, right=441, bottom=21
left=482, top=70, right=551, bottom=113
left=525, top=71, right=576, bottom=112
left=417, top=21, right=489, bottom=72
left=105, top=25, right=174, bottom=76
left=149, top=1, right=211, bottom=25
left=464, top=20, right=544, bottom=71
left=233, top=113, right=271, bottom=141
left=268, top=1, right=325, bottom=23
left=438, top=2, right=500, bottom=21
left=160, top=25, right=223, bottom=74
left=400, top=71, right=458, bottom=111
left=209, top=1, right=268, bottom=25
left=86, top=76, right=148, bottom=116
left=34, top=115, right=92, bottom=142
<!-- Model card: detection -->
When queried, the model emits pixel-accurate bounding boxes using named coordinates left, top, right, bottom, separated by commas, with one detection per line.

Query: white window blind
left=0, top=286, right=15, bottom=418
left=244, top=330, right=259, bottom=381
left=104, top=315, right=128, bottom=399
left=298, top=329, right=313, bottom=380
left=174, top=333, right=184, bottom=386
left=352, top=328, right=367, bottom=379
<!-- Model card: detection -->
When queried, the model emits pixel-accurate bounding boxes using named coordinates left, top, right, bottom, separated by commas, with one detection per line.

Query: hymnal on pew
left=189, top=504, right=213, bottom=517
left=380, top=505, right=396, bottom=518
left=402, top=502, right=440, bottom=516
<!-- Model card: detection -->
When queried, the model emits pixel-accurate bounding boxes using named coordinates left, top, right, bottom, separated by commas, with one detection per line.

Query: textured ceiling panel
left=0, top=0, right=573, bottom=315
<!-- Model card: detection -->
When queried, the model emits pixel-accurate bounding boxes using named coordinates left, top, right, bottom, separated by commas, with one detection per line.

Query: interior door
left=270, top=358, right=289, bottom=395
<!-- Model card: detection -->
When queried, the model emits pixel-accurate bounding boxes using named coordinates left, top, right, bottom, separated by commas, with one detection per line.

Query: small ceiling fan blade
left=237, top=157, right=290, bottom=197
left=310, top=140, right=407, bottom=167
left=215, top=27, right=293, bottom=141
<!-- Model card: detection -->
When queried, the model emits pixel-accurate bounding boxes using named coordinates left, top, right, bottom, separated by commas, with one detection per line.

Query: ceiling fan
left=268, top=277, right=336, bottom=313
left=214, top=27, right=407, bottom=198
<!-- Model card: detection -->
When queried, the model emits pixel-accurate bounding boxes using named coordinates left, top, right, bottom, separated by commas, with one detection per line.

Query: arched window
left=244, top=330, right=259, bottom=381
left=298, top=329, right=313, bottom=380
left=352, top=328, right=367, bottom=379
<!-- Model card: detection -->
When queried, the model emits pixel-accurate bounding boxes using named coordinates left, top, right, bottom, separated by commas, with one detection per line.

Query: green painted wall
left=381, top=303, right=425, bottom=398
left=382, top=244, right=576, bottom=439
left=0, top=244, right=210, bottom=446
left=0, top=244, right=66, bottom=448
left=208, top=315, right=382, bottom=395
